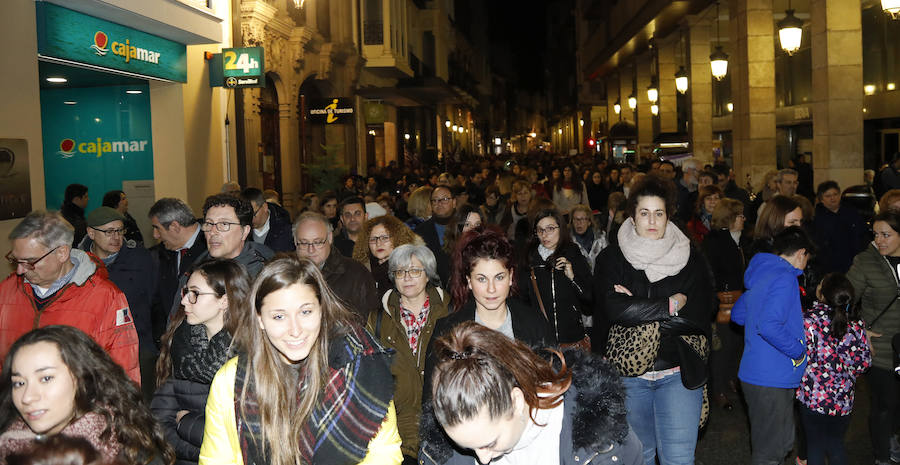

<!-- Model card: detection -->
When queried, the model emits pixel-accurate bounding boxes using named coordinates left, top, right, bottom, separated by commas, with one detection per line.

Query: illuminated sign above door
left=36, top=3, right=187, bottom=82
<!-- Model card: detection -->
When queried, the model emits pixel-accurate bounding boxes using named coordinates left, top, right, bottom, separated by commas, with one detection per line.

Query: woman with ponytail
left=419, top=321, right=641, bottom=465
left=796, top=273, right=871, bottom=465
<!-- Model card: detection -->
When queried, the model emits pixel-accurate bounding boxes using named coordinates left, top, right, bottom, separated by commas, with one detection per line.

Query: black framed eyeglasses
left=5, top=246, right=61, bottom=271
left=296, top=238, right=328, bottom=250
left=201, top=221, right=241, bottom=232
left=181, top=287, right=219, bottom=304
left=368, top=234, right=391, bottom=245
left=90, top=226, right=125, bottom=237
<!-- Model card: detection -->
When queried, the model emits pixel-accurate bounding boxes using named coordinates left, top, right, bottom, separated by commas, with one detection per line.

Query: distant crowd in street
left=3, top=148, right=900, bottom=465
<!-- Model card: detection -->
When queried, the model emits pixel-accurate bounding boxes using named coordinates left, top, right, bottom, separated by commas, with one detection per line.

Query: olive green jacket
left=846, top=243, right=900, bottom=370
left=365, top=285, right=449, bottom=458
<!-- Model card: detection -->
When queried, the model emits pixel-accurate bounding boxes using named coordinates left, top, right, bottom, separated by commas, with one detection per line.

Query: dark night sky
left=487, top=0, right=548, bottom=93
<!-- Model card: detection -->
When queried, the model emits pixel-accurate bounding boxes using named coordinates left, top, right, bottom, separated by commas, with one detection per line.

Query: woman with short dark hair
left=593, top=174, right=713, bottom=464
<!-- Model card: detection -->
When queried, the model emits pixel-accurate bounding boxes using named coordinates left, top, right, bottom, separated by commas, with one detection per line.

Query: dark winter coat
left=593, top=243, right=714, bottom=372
left=846, top=244, right=900, bottom=371
left=422, top=297, right=551, bottom=401
left=79, top=238, right=158, bottom=352
left=152, top=228, right=207, bottom=335
left=701, top=228, right=748, bottom=292
left=322, top=246, right=379, bottom=320
left=520, top=242, right=593, bottom=345
left=151, top=322, right=232, bottom=465
left=252, top=202, right=295, bottom=253
left=61, top=201, right=87, bottom=247
left=813, top=203, right=867, bottom=274
left=414, top=218, right=451, bottom=287
left=418, top=349, right=643, bottom=465
left=366, top=286, right=450, bottom=458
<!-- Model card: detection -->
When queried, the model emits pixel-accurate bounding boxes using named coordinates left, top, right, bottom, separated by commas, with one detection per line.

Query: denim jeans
left=623, top=372, right=703, bottom=465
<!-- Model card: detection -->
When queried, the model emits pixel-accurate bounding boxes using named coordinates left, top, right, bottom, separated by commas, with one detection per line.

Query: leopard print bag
left=605, top=321, right=661, bottom=377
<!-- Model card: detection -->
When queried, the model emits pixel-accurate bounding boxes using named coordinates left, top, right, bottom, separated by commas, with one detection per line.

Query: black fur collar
left=419, top=349, right=628, bottom=462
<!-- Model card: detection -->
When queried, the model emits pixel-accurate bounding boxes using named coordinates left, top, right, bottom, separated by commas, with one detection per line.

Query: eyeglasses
left=431, top=197, right=453, bottom=205
left=181, top=287, right=219, bottom=304
left=536, top=225, right=560, bottom=236
left=296, top=238, right=328, bottom=250
left=394, top=267, right=424, bottom=279
left=201, top=221, right=241, bottom=232
left=90, top=226, right=125, bottom=237
left=5, top=246, right=61, bottom=270
left=368, top=234, right=391, bottom=245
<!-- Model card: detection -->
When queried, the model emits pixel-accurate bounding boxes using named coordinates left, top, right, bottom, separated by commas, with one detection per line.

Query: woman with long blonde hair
left=199, top=256, right=401, bottom=465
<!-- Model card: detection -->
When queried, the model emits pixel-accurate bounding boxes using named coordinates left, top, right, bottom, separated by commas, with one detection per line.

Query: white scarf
left=617, top=217, right=691, bottom=283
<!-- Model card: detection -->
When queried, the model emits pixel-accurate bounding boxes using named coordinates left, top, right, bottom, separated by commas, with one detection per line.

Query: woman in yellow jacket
left=199, top=255, right=402, bottom=465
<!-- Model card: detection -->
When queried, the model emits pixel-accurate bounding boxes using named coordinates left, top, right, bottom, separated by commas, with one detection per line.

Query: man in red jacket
left=0, top=211, right=140, bottom=383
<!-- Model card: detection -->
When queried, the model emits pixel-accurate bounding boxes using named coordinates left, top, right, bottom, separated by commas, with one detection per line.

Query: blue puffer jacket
left=731, top=253, right=807, bottom=388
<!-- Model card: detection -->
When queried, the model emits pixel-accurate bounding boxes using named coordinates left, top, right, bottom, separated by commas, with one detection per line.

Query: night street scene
left=2, top=0, right=900, bottom=464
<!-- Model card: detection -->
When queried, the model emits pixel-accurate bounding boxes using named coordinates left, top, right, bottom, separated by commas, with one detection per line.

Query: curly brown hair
left=0, top=326, right=175, bottom=465
left=351, top=215, right=423, bottom=269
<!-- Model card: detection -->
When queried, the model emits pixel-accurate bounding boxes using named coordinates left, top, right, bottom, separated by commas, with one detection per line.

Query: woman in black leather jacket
left=150, top=259, right=250, bottom=465
left=519, top=208, right=593, bottom=346
left=592, top=174, right=714, bottom=465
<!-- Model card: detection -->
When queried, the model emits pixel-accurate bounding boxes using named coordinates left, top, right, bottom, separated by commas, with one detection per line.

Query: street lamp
left=627, top=93, right=637, bottom=111
left=675, top=66, right=689, bottom=94
left=647, top=81, right=658, bottom=104
left=650, top=104, right=659, bottom=116
left=452, top=124, right=458, bottom=132
left=778, top=6, right=804, bottom=55
left=613, top=100, right=621, bottom=115
left=710, top=2, right=729, bottom=81
left=710, top=46, right=729, bottom=81
left=883, top=0, right=900, bottom=18
left=444, top=120, right=451, bottom=128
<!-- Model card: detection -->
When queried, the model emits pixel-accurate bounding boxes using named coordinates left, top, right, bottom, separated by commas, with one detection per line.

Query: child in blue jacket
left=732, top=226, right=814, bottom=465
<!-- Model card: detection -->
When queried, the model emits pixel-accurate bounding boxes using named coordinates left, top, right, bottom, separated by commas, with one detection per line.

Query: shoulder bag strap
left=375, top=308, right=384, bottom=339
left=868, top=294, right=899, bottom=330
left=530, top=268, right=549, bottom=321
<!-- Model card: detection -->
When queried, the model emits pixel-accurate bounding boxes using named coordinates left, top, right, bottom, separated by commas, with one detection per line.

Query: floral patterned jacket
left=796, top=301, right=872, bottom=416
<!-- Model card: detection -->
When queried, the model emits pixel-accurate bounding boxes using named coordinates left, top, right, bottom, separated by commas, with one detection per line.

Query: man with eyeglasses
left=0, top=211, right=140, bottom=383
left=292, top=211, right=377, bottom=320
left=334, top=196, right=368, bottom=257
left=240, top=187, right=295, bottom=253
left=79, top=206, right=158, bottom=400
left=414, top=186, right=456, bottom=286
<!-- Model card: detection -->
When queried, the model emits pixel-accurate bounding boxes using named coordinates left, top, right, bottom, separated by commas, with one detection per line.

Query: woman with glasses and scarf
left=366, top=245, right=450, bottom=464
left=520, top=207, right=593, bottom=347
left=151, top=259, right=250, bottom=465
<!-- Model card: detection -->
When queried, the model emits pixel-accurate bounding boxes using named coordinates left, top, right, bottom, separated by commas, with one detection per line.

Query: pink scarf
left=0, top=413, right=121, bottom=462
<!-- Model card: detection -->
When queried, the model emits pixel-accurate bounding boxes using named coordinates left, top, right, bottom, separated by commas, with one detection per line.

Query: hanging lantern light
left=710, top=46, right=729, bottom=81
left=647, top=81, right=659, bottom=104
left=778, top=7, right=804, bottom=55
left=883, top=0, right=900, bottom=19
left=613, top=100, right=621, bottom=115
left=710, top=2, right=729, bottom=81
left=650, top=104, right=659, bottom=116
left=627, top=93, right=637, bottom=110
left=675, top=66, right=689, bottom=94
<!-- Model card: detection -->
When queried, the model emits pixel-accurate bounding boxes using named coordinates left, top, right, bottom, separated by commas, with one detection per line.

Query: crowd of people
left=0, top=150, right=898, bottom=465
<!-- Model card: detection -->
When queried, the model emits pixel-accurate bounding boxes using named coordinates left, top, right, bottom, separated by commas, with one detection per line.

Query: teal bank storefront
left=35, top=2, right=187, bottom=215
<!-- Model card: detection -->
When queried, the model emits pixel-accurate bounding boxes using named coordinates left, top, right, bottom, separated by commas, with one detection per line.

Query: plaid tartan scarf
left=233, top=324, right=394, bottom=465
